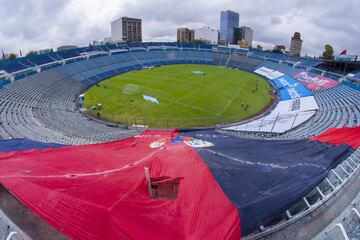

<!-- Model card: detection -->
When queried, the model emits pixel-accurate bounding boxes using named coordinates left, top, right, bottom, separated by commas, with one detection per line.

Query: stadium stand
left=222, top=84, right=360, bottom=140
left=0, top=42, right=359, bottom=240
left=0, top=46, right=214, bottom=144
left=0, top=210, right=30, bottom=240
left=255, top=60, right=302, bottom=76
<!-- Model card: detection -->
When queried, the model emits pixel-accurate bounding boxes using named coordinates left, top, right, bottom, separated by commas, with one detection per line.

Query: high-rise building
left=193, top=26, right=219, bottom=44
left=111, top=17, right=142, bottom=42
left=289, top=32, right=303, bottom=56
left=220, top=10, right=239, bottom=44
left=177, top=28, right=194, bottom=42
left=234, top=26, right=253, bottom=46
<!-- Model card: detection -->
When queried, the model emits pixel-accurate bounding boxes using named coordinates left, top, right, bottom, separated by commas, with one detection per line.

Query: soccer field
left=84, top=64, right=273, bottom=128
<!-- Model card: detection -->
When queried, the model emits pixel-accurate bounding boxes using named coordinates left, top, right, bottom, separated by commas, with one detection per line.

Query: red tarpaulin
left=311, top=126, right=360, bottom=148
left=0, top=130, right=240, bottom=240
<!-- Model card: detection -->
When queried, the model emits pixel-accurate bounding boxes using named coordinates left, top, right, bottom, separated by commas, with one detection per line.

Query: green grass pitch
left=84, top=64, right=273, bottom=128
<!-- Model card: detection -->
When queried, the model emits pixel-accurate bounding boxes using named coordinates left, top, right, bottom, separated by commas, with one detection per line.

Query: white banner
left=254, top=67, right=284, bottom=80
left=224, top=96, right=319, bottom=133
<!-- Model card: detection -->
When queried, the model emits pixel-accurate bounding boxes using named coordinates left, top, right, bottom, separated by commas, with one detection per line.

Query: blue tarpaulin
left=0, top=139, right=64, bottom=152
left=180, top=130, right=352, bottom=234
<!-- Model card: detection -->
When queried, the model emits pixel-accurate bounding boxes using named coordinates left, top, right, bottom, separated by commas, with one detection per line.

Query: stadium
left=0, top=14, right=360, bottom=240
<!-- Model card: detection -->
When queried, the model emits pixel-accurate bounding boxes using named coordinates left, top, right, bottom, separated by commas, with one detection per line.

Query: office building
left=177, top=28, right=194, bottom=42
left=220, top=10, right=239, bottom=44
left=234, top=26, right=253, bottom=46
left=289, top=32, right=303, bottom=56
left=193, top=26, right=219, bottom=44
left=111, top=17, right=142, bottom=42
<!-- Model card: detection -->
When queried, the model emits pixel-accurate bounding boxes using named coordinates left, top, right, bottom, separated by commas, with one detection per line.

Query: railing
left=244, top=149, right=360, bottom=239
left=5, top=232, right=17, bottom=240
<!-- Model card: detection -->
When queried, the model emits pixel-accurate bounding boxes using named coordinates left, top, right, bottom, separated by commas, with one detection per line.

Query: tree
left=272, top=48, right=283, bottom=54
left=238, top=39, right=250, bottom=49
left=322, top=44, right=334, bottom=60
left=193, top=39, right=209, bottom=44
left=8, top=53, right=17, bottom=59
left=26, top=50, right=37, bottom=57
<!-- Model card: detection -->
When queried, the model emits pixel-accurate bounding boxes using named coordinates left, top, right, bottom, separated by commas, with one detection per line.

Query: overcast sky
left=0, top=0, right=359, bottom=57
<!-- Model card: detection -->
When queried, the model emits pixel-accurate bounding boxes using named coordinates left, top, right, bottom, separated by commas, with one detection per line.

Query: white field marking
left=176, top=87, right=202, bottom=102
left=217, top=78, right=250, bottom=116
left=176, top=71, right=225, bottom=102
left=179, top=71, right=251, bottom=116
left=105, top=68, right=224, bottom=116
left=169, top=97, right=219, bottom=116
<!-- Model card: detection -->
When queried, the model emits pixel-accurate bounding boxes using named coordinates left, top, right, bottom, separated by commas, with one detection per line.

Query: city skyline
left=0, top=0, right=359, bottom=57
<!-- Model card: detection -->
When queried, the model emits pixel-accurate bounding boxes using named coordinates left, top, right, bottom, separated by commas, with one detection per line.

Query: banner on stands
left=293, top=72, right=339, bottom=91
left=274, top=75, right=313, bottom=100
left=254, top=67, right=284, bottom=80
left=224, top=96, right=319, bottom=133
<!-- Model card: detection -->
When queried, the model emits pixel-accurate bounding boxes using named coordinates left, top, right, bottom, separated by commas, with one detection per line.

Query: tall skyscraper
left=111, top=17, right=142, bottom=42
left=234, top=26, right=253, bottom=46
left=220, top=10, right=239, bottom=44
left=289, top=32, right=303, bottom=56
left=177, top=28, right=194, bottom=42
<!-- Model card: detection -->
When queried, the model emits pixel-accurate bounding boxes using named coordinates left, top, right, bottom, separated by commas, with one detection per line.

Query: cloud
left=270, top=17, right=282, bottom=25
left=0, top=0, right=359, bottom=56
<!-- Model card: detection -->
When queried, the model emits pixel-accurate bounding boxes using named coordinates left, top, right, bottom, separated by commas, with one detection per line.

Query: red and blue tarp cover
left=0, top=138, right=64, bottom=152
left=0, top=127, right=359, bottom=240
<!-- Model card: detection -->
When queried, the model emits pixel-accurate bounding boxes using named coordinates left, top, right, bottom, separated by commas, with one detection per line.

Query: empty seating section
left=220, top=84, right=360, bottom=140
left=24, top=54, right=58, bottom=66
left=249, top=50, right=320, bottom=67
left=283, top=85, right=360, bottom=138
left=0, top=60, right=31, bottom=73
left=0, top=43, right=359, bottom=240
left=1, top=44, right=357, bottom=145
left=0, top=80, right=11, bottom=89
left=0, top=48, right=213, bottom=144
left=55, top=49, right=80, bottom=59
left=213, top=52, right=231, bottom=66
left=232, top=54, right=256, bottom=69
left=256, top=60, right=302, bottom=76
left=0, top=66, right=140, bottom=144
left=54, top=50, right=213, bottom=88
left=314, top=187, right=360, bottom=240
left=226, top=54, right=262, bottom=72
